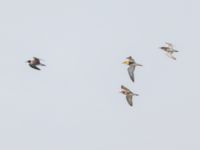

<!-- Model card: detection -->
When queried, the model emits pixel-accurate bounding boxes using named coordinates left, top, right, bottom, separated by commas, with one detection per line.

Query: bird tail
left=136, top=63, right=143, bottom=66
left=40, top=63, right=46, bottom=66
left=173, top=50, right=179, bottom=52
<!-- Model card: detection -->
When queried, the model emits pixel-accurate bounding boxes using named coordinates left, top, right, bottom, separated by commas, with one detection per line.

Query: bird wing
left=128, top=65, right=135, bottom=82
left=121, top=85, right=131, bottom=92
left=166, top=53, right=176, bottom=60
left=165, top=42, right=173, bottom=49
left=33, top=57, right=41, bottom=64
left=29, top=64, right=41, bottom=70
left=127, top=56, right=133, bottom=60
left=126, top=95, right=133, bottom=106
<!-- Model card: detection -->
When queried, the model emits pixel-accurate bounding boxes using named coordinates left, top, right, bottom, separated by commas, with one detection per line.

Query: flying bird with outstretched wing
left=122, top=56, right=142, bottom=82
left=120, top=85, right=139, bottom=107
left=160, top=42, right=179, bottom=60
left=26, top=57, right=46, bottom=70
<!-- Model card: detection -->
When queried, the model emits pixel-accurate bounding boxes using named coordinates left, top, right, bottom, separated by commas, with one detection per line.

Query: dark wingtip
left=129, top=103, right=133, bottom=107
left=130, top=77, right=134, bottom=82
left=126, top=56, right=132, bottom=59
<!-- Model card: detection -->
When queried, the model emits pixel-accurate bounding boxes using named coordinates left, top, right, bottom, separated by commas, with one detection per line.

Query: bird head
left=119, top=90, right=126, bottom=95
left=122, top=60, right=130, bottom=65
left=160, top=47, right=166, bottom=50
left=26, top=60, right=31, bottom=64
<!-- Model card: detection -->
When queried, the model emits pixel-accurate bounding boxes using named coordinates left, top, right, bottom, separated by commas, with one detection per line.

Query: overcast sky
left=0, top=0, right=200, bottom=150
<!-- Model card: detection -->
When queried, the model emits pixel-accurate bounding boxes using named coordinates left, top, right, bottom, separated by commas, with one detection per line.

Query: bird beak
left=122, top=60, right=129, bottom=64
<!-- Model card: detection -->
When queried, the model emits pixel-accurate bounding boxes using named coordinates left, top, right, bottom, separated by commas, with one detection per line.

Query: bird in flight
left=120, top=85, right=139, bottom=107
left=122, top=56, right=142, bottom=82
left=160, top=42, right=179, bottom=60
left=26, top=57, right=46, bottom=70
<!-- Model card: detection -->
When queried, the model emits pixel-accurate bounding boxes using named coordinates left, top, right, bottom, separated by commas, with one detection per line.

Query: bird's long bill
left=122, top=60, right=129, bottom=64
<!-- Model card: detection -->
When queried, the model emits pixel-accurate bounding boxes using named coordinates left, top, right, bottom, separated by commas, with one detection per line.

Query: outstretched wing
left=29, top=64, right=40, bottom=70
left=33, top=57, right=41, bottom=64
left=165, top=42, right=173, bottom=49
left=128, top=65, right=135, bottom=82
left=166, top=53, right=176, bottom=60
left=121, top=85, right=130, bottom=92
left=126, top=95, right=133, bottom=106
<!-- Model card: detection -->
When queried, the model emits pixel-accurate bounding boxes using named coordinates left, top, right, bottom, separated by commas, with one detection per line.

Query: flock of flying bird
left=120, top=42, right=179, bottom=107
left=26, top=42, right=179, bottom=107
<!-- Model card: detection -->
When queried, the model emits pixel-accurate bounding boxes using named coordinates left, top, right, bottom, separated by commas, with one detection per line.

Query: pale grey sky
left=0, top=0, right=200, bottom=150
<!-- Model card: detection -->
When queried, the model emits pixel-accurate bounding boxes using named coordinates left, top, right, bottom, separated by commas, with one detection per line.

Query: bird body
left=27, top=57, right=46, bottom=70
left=122, top=56, right=142, bottom=82
left=160, top=42, right=178, bottom=60
left=120, top=85, right=139, bottom=106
